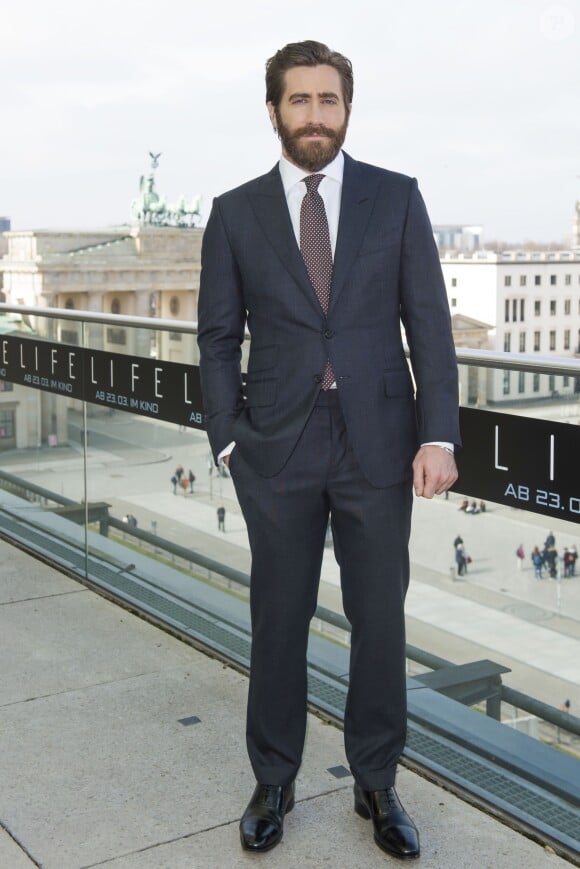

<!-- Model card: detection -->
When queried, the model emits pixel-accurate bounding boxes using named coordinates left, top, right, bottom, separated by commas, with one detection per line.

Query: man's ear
left=266, top=101, right=277, bottom=130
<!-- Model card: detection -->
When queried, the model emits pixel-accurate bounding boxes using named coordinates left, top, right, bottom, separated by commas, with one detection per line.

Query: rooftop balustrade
left=0, top=304, right=579, bottom=863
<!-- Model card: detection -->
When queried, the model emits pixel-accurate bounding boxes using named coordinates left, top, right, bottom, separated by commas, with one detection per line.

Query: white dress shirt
left=279, top=150, right=344, bottom=255
left=218, top=151, right=453, bottom=460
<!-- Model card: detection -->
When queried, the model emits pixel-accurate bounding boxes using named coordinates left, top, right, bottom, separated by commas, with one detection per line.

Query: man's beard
left=275, top=111, right=349, bottom=172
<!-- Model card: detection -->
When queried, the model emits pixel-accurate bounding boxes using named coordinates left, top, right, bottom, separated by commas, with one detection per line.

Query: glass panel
left=1, top=313, right=579, bottom=780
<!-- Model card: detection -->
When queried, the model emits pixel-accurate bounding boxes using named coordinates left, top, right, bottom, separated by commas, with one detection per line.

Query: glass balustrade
left=1, top=305, right=579, bottom=856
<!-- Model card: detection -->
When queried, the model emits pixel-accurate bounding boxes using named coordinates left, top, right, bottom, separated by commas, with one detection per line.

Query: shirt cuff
left=422, top=441, right=454, bottom=453
left=218, top=441, right=236, bottom=462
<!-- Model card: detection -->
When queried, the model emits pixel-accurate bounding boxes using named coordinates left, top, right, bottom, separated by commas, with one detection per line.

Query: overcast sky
left=2, top=0, right=578, bottom=242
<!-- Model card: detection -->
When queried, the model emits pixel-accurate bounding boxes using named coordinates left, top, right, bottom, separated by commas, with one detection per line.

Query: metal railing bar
left=2, top=304, right=580, bottom=377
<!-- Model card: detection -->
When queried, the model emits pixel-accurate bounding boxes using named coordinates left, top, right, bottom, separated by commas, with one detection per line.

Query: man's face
left=267, top=64, right=351, bottom=172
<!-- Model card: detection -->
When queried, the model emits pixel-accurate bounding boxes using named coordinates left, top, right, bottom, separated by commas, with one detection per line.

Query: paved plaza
left=3, top=410, right=580, bottom=719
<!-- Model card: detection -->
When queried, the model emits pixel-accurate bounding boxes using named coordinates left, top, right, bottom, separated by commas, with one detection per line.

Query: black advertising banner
left=453, top=406, right=580, bottom=524
left=0, top=335, right=204, bottom=430
left=3, top=335, right=579, bottom=523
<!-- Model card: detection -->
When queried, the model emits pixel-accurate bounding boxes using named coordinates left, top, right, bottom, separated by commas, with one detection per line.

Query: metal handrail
left=1, top=303, right=580, bottom=376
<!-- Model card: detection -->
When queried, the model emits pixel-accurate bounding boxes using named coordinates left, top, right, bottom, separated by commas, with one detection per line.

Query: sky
left=1, top=0, right=579, bottom=243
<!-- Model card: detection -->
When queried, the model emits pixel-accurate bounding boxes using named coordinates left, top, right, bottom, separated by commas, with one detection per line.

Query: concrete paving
left=0, top=538, right=571, bottom=868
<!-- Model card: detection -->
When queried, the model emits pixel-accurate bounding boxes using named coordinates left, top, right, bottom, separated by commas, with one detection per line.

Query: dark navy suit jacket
left=197, top=152, right=460, bottom=488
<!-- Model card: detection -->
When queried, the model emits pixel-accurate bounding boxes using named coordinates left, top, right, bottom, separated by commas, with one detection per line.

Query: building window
left=169, top=296, right=180, bottom=315
left=519, top=332, right=526, bottom=352
left=111, top=298, right=121, bottom=315
left=550, top=275, right=557, bottom=286
left=550, top=300, right=556, bottom=316
left=563, top=375, right=570, bottom=387
left=106, top=328, right=126, bottom=345
left=534, top=331, right=541, bottom=351
left=504, top=275, right=512, bottom=287
left=564, top=329, right=570, bottom=350
left=504, top=300, right=510, bottom=323
left=0, top=410, right=15, bottom=438
left=503, top=333, right=511, bottom=352
left=549, top=374, right=555, bottom=393
left=564, top=299, right=571, bottom=315
left=535, top=275, right=541, bottom=286
left=0, top=381, right=14, bottom=393
left=503, top=371, right=510, bottom=395
left=549, top=330, right=556, bottom=351
left=451, top=278, right=457, bottom=287
left=534, top=300, right=541, bottom=316
left=520, top=299, right=525, bottom=321
left=520, top=275, right=527, bottom=286
left=451, top=298, right=457, bottom=307
left=61, top=330, right=79, bottom=345
left=512, top=299, right=517, bottom=322
left=565, top=274, right=571, bottom=285
left=169, top=332, right=182, bottom=342
left=533, top=373, right=540, bottom=392
left=518, top=372, right=525, bottom=393
left=65, top=298, right=75, bottom=309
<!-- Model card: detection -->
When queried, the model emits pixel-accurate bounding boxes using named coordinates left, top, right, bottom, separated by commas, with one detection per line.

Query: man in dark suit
left=198, top=40, right=460, bottom=859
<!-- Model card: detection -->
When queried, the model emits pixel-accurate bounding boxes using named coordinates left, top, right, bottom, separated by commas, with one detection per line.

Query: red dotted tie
left=300, top=174, right=335, bottom=390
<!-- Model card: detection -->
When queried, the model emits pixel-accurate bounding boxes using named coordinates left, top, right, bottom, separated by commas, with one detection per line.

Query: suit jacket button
left=314, top=374, right=323, bottom=383
left=324, top=329, right=334, bottom=338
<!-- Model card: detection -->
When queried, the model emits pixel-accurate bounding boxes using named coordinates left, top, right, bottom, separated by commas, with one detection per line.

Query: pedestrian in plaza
left=516, top=543, right=525, bottom=570
left=531, top=546, right=544, bottom=579
left=453, top=534, right=463, bottom=550
left=570, top=545, right=578, bottom=577
left=458, top=498, right=469, bottom=511
left=217, top=505, right=226, bottom=532
left=563, top=547, right=571, bottom=577
left=545, top=545, right=558, bottom=579
left=197, top=39, right=459, bottom=859
left=175, top=464, right=184, bottom=482
left=181, top=476, right=188, bottom=496
left=188, top=469, right=196, bottom=493
left=170, top=474, right=178, bottom=494
left=545, top=530, right=556, bottom=549
left=455, top=543, right=467, bottom=576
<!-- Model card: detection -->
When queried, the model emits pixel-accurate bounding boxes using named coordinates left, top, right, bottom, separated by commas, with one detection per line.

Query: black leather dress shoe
left=354, top=783, right=420, bottom=859
left=239, top=782, right=295, bottom=852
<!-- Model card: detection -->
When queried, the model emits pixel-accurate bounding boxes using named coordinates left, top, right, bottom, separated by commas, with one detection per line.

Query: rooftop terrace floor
left=0, top=538, right=573, bottom=868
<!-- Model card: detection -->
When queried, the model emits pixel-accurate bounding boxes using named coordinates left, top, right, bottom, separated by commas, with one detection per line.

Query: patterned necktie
left=300, top=174, right=335, bottom=390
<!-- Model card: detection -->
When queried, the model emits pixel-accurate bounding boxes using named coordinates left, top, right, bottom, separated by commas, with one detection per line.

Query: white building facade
left=441, top=250, right=580, bottom=404
left=0, top=225, right=202, bottom=365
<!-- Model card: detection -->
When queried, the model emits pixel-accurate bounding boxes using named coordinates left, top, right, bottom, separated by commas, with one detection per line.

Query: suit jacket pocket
left=245, top=378, right=277, bottom=407
left=384, top=369, right=414, bottom=397
left=247, top=344, right=278, bottom=374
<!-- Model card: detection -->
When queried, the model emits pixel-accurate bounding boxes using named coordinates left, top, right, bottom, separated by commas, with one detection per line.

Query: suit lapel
left=247, top=156, right=379, bottom=319
left=247, top=166, right=321, bottom=316
left=329, top=153, right=378, bottom=315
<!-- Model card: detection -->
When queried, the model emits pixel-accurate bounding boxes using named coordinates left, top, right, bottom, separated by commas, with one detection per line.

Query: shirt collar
left=279, top=149, right=345, bottom=196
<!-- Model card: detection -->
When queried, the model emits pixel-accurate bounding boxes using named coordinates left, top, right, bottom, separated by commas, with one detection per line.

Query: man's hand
left=222, top=455, right=230, bottom=467
left=412, top=445, right=458, bottom=499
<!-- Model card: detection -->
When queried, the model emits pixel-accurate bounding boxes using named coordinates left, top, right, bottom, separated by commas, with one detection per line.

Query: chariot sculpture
left=131, top=152, right=201, bottom=228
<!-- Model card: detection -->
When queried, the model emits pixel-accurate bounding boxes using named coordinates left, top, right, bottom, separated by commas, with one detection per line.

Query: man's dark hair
left=265, top=40, right=353, bottom=107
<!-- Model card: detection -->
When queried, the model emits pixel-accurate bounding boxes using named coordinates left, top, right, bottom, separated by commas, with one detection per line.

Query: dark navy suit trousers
left=230, top=389, right=413, bottom=790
